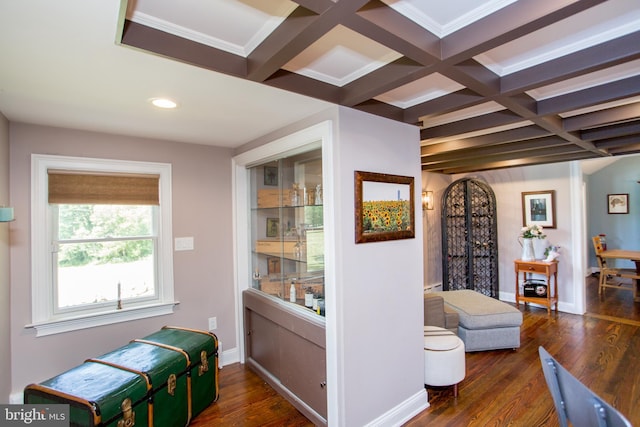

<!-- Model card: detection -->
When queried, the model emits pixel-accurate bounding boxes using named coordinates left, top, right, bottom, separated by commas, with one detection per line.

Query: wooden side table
left=514, top=259, right=558, bottom=314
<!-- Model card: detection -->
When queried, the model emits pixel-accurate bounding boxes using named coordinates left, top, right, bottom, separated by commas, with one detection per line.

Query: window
left=30, top=155, right=176, bottom=336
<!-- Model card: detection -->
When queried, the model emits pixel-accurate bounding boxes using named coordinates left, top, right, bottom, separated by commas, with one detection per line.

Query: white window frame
left=29, top=154, right=177, bottom=337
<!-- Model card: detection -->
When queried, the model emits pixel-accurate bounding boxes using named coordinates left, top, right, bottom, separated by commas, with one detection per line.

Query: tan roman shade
left=48, top=170, right=160, bottom=205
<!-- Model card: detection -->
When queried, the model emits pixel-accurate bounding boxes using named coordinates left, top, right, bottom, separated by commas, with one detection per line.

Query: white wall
left=9, top=123, right=237, bottom=399
left=0, top=113, right=10, bottom=403
left=335, top=107, right=426, bottom=426
left=423, top=162, right=584, bottom=314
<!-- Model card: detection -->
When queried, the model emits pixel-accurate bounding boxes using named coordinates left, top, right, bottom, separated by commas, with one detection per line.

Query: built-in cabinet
left=243, top=289, right=327, bottom=424
left=243, top=145, right=327, bottom=425
left=250, top=149, right=325, bottom=314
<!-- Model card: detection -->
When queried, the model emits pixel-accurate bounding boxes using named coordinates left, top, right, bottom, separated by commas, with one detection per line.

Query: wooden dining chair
left=539, top=346, right=632, bottom=427
left=591, top=235, right=640, bottom=298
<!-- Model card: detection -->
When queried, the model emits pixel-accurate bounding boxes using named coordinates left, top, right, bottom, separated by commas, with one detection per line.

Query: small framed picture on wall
left=266, top=217, right=279, bottom=237
left=267, top=257, right=281, bottom=274
left=264, top=166, right=278, bottom=186
left=607, top=193, right=629, bottom=214
left=521, top=190, right=556, bottom=228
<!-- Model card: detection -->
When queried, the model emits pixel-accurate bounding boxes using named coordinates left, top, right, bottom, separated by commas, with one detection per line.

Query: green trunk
left=24, top=361, right=149, bottom=427
left=91, top=341, right=190, bottom=426
left=140, top=327, right=218, bottom=418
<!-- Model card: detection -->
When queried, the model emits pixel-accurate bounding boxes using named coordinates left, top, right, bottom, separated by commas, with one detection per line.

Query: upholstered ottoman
left=440, top=290, right=523, bottom=352
left=423, top=326, right=466, bottom=397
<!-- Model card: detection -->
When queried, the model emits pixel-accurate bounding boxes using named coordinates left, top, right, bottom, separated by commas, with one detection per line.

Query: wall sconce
left=0, top=207, right=15, bottom=222
left=422, top=191, right=434, bottom=210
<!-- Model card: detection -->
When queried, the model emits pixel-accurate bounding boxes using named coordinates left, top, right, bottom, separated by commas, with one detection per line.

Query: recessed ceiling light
left=149, top=98, right=178, bottom=109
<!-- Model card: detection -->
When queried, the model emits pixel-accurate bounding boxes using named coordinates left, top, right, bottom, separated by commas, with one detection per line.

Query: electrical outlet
left=208, top=317, right=217, bottom=331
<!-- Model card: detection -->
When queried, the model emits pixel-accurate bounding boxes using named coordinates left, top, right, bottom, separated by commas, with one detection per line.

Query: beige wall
left=423, top=163, right=581, bottom=312
left=421, top=172, right=451, bottom=288
left=9, top=123, right=235, bottom=399
left=459, top=164, right=576, bottom=307
left=0, top=113, right=10, bottom=403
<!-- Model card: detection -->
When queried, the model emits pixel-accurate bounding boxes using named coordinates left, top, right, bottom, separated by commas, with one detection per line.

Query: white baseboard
left=499, top=291, right=582, bottom=315
left=9, top=391, right=23, bottom=404
left=499, top=291, right=516, bottom=303
left=363, top=388, right=428, bottom=427
left=220, top=344, right=240, bottom=368
left=424, top=282, right=443, bottom=293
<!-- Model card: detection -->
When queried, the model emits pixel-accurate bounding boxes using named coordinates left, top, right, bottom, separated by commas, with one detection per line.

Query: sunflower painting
left=362, top=200, right=411, bottom=233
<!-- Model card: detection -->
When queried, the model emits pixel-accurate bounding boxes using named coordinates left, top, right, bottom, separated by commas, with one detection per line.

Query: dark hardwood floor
left=190, top=362, right=314, bottom=427
left=191, top=275, right=640, bottom=426
left=584, top=275, right=640, bottom=325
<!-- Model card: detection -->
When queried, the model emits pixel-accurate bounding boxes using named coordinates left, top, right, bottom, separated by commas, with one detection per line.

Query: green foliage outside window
left=57, top=204, right=153, bottom=267
left=303, top=205, right=323, bottom=228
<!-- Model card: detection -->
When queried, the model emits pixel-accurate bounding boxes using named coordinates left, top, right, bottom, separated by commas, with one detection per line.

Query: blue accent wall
left=587, top=156, right=640, bottom=268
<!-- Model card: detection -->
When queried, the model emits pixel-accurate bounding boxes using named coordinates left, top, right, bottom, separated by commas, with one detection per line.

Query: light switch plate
left=175, top=237, right=194, bottom=251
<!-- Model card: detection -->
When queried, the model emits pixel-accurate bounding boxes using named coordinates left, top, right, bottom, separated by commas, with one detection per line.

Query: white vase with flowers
left=519, top=224, right=546, bottom=261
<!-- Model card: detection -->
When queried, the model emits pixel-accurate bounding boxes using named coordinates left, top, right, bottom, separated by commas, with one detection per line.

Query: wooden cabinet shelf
left=252, top=204, right=324, bottom=212
left=514, top=259, right=558, bottom=314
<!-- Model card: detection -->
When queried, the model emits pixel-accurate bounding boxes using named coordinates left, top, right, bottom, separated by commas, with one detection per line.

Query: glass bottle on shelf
left=289, top=281, right=296, bottom=303
left=304, top=288, right=314, bottom=308
left=290, top=183, right=300, bottom=206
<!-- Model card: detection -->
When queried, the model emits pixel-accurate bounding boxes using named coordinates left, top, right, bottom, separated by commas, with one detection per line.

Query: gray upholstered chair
left=424, top=293, right=459, bottom=334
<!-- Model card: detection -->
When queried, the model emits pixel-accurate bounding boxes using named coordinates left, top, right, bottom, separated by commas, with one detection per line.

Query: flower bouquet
left=520, top=224, right=546, bottom=239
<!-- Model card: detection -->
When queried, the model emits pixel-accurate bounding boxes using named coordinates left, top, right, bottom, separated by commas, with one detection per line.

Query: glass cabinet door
left=249, top=148, right=324, bottom=315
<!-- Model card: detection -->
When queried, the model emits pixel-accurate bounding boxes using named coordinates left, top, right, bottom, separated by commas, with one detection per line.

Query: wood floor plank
left=191, top=276, right=640, bottom=426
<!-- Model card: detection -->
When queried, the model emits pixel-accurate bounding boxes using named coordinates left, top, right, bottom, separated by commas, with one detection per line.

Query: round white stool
left=423, top=326, right=466, bottom=397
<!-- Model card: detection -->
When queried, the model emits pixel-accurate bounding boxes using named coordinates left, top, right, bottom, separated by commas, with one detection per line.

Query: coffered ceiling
left=121, top=0, right=640, bottom=174
left=1, top=1, right=638, bottom=175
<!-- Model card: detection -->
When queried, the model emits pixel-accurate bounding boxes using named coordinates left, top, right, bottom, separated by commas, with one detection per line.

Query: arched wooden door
left=441, top=178, right=499, bottom=298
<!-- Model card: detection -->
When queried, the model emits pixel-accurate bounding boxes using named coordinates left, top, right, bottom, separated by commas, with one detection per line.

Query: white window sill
left=26, top=301, right=180, bottom=337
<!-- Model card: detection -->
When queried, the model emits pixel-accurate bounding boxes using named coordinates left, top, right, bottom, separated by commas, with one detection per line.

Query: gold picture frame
left=355, top=170, right=415, bottom=243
